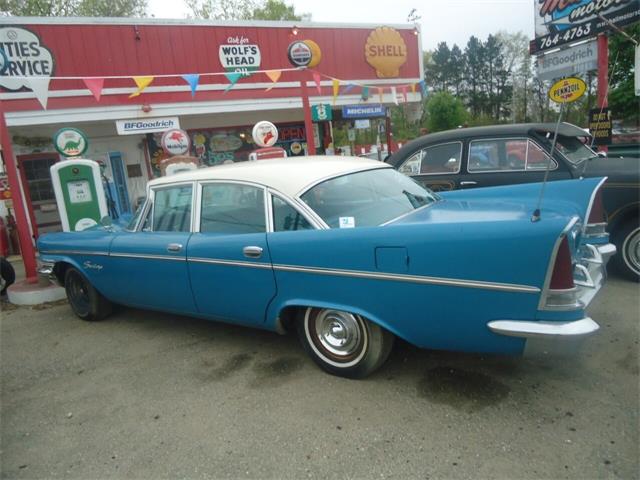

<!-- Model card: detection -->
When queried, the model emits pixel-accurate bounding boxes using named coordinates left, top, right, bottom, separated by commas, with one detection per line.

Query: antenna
left=531, top=103, right=564, bottom=222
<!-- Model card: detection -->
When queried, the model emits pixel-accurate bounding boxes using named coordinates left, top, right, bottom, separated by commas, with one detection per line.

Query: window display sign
left=219, top=36, right=261, bottom=78
left=532, top=0, right=640, bottom=54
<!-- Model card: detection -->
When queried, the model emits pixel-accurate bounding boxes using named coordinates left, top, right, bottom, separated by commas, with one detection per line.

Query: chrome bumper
left=37, top=259, right=58, bottom=285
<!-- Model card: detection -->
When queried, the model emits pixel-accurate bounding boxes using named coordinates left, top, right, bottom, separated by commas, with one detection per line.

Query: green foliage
left=0, top=0, right=147, bottom=16
left=186, top=0, right=305, bottom=20
left=608, top=24, right=640, bottom=126
left=425, top=92, right=467, bottom=132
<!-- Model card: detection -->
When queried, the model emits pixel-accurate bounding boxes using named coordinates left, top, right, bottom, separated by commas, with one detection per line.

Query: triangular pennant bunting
left=224, top=72, right=242, bottom=93
left=400, top=85, right=408, bottom=103
left=129, top=76, right=154, bottom=98
left=377, top=87, right=384, bottom=104
left=182, top=74, right=200, bottom=97
left=264, top=70, right=281, bottom=91
left=83, top=77, right=104, bottom=101
left=391, top=86, right=399, bottom=105
left=312, top=71, right=322, bottom=94
left=410, top=83, right=416, bottom=95
left=419, top=80, right=427, bottom=96
left=342, top=83, right=356, bottom=95
left=361, top=86, right=369, bottom=101
left=26, top=77, right=51, bottom=109
left=332, top=79, right=340, bottom=105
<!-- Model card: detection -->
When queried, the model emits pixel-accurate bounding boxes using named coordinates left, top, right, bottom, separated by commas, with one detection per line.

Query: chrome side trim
left=584, top=222, right=607, bottom=238
left=39, top=250, right=110, bottom=256
left=488, top=317, right=599, bottom=339
left=188, top=257, right=272, bottom=269
left=110, top=252, right=185, bottom=262
left=272, top=263, right=540, bottom=293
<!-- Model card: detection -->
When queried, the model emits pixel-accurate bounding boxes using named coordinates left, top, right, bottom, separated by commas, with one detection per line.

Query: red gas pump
left=249, top=121, right=288, bottom=161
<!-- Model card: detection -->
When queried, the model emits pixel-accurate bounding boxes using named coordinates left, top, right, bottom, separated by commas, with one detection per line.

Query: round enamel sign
left=287, top=41, right=313, bottom=67
left=252, top=121, right=278, bottom=148
left=161, top=129, right=191, bottom=156
left=53, top=127, right=88, bottom=157
left=548, top=77, right=587, bottom=104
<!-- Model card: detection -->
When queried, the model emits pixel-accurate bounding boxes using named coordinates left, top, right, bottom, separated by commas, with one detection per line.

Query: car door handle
left=460, top=181, right=478, bottom=186
left=167, top=243, right=183, bottom=252
left=243, top=246, right=263, bottom=259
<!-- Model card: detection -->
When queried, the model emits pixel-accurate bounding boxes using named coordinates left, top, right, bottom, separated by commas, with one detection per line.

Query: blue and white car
left=37, top=157, right=615, bottom=378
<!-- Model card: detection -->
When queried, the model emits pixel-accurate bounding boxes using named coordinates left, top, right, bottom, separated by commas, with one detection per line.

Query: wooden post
left=0, top=99, right=38, bottom=282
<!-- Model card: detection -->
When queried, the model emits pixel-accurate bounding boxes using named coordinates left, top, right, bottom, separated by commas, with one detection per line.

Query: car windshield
left=300, top=168, right=438, bottom=228
left=551, top=135, right=598, bottom=165
left=126, top=199, right=147, bottom=231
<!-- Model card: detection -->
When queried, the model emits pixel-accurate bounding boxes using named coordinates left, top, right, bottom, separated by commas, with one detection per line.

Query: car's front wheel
left=612, top=219, right=640, bottom=282
left=297, top=307, right=394, bottom=379
left=64, top=267, right=112, bottom=321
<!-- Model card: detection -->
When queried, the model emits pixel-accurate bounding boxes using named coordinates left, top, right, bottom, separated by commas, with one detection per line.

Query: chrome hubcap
left=625, top=229, right=640, bottom=273
left=315, top=310, right=361, bottom=357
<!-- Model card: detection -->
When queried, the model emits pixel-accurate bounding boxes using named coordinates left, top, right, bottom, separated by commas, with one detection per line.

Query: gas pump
left=249, top=121, right=287, bottom=161
left=50, top=159, right=108, bottom=232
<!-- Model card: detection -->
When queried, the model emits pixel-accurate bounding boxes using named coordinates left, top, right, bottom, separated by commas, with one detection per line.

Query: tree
left=425, top=92, right=467, bottom=132
left=608, top=24, right=640, bottom=126
left=187, top=0, right=306, bottom=20
left=0, top=0, right=147, bottom=16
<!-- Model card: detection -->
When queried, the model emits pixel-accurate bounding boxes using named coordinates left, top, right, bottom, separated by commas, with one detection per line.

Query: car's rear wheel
left=64, top=267, right=112, bottom=321
left=612, top=219, right=640, bottom=282
left=297, top=307, right=394, bottom=379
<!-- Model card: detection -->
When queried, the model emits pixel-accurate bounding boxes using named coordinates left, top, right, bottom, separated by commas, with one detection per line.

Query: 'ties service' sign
left=219, top=36, right=261, bottom=77
left=0, top=27, right=54, bottom=91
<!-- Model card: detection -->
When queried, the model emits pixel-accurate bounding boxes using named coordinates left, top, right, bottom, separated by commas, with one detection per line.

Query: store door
left=17, top=153, right=61, bottom=237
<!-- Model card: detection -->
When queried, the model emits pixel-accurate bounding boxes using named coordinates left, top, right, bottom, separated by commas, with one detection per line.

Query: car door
left=107, top=182, right=197, bottom=313
left=397, top=142, right=463, bottom=192
left=187, top=181, right=276, bottom=326
left=461, top=137, right=572, bottom=189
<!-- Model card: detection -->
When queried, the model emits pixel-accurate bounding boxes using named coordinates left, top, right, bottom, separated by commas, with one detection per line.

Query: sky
left=148, top=0, right=535, bottom=50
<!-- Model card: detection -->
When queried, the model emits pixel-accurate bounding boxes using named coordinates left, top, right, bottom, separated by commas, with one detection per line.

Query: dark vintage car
left=386, top=123, right=640, bottom=281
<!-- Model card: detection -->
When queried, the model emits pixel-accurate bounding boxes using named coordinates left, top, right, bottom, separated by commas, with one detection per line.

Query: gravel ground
left=1, top=276, right=638, bottom=479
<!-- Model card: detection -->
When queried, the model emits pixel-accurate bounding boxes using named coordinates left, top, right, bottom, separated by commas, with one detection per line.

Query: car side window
left=526, top=140, right=557, bottom=170
left=421, top=142, right=462, bottom=174
left=272, top=195, right=313, bottom=232
left=398, top=151, right=423, bottom=175
left=152, top=185, right=193, bottom=232
left=200, top=183, right=266, bottom=234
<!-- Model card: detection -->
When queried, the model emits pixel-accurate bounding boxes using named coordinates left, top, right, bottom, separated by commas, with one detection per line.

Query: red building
left=0, top=17, right=423, bottom=238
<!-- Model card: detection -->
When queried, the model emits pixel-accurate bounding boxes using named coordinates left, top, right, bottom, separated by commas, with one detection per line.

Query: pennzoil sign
left=548, top=76, right=587, bottom=103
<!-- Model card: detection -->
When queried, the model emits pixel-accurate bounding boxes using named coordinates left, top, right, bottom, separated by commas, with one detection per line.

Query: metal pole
left=0, top=99, right=38, bottom=282
left=597, top=33, right=609, bottom=153
left=299, top=75, right=316, bottom=155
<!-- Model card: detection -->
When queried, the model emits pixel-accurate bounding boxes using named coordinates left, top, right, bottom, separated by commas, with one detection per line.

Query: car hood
left=580, top=156, right=640, bottom=183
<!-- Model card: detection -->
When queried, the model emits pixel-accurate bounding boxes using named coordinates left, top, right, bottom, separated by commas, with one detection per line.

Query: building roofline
left=0, top=16, right=418, bottom=31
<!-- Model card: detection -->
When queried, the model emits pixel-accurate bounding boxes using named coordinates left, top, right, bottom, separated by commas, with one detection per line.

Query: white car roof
left=148, top=155, right=390, bottom=197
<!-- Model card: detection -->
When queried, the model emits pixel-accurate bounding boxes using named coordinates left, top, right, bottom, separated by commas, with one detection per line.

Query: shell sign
left=365, top=27, right=407, bottom=78
left=548, top=77, right=587, bottom=104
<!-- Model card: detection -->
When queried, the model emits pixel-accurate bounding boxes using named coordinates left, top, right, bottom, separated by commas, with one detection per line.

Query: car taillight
left=550, top=236, right=575, bottom=290
left=588, top=189, right=605, bottom=224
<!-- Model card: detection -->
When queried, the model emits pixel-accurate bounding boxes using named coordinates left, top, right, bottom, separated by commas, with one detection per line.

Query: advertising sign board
left=548, top=76, right=587, bottom=103
left=342, top=104, right=386, bottom=118
left=589, top=108, right=612, bottom=145
left=116, top=117, right=180, bottom=135
left=311, top=104, right=332, bottom=122
left=532, top=0, right=640, bottom=54
left=536, top=39, right=598, bottom=80
left=0, top=27, right=54, bottom=91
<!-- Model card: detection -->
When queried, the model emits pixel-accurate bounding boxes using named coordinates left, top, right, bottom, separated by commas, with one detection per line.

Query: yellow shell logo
left=365, top=27, right=407, bottom=78
left=304, top=39, right=322, bottom=68
left=548, top=77, right=587, bottom=104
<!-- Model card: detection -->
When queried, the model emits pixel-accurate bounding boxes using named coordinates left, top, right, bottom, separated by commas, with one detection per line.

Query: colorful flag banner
left=418, top=80, right=427, bottom=96
left=83, top=77, right=104, bottom=101
left=264, top=70, right=281, bottom=91
left=312, top=71, right=322, bottom=94
left=400, top=85, right=408, bottom=103
left=182, top=74, right=200, bottom=97
left=377, top=87, right=384, bottom=104
left=25, top=77, right=51, bottom=109
left=224, top=72, right=242, bottom=93
left=342, top=83, right=356, bottom=95
left=361, top=86, right=369, bottom=101
left=129, top=76, right=154, bottom=98
left=391, top=86, right=399, bottom=105
left=332, top=79, right=340, bottom=105
left=410, top=83, right=416, bottom=95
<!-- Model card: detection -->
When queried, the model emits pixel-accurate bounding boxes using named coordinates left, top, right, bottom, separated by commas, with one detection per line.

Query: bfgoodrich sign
left=116, top=117, right=180, bottom=135
left=536, top=39, right=598, bottom=80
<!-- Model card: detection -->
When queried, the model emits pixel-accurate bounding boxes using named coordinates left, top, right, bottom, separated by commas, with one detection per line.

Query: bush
left=425, top=92, right=467, bottom=132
